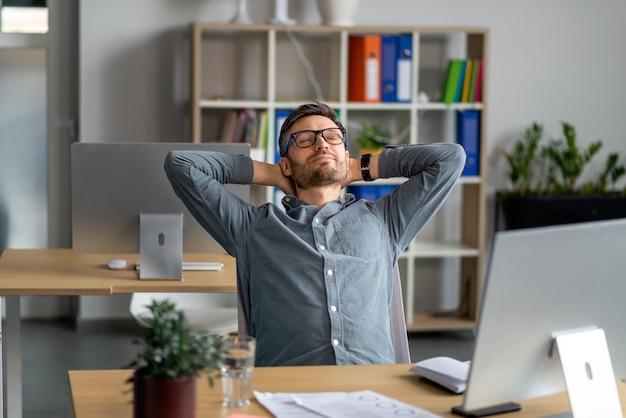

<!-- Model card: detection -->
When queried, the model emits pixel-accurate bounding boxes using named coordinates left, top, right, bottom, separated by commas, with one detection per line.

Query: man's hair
left=278, top=100, right=345, bottom=157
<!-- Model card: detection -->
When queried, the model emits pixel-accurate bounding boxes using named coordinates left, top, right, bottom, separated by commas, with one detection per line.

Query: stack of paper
left=410, top=356, right=470, bottom=394
left=254, top=390, right=442, bottom=418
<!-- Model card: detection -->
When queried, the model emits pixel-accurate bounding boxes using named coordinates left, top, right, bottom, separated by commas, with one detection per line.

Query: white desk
left=0, top=248, right=236, bottom=418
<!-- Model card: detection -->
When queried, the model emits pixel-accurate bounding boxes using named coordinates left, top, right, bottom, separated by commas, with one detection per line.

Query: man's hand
left=341, top=157, right=361, bottom=189
left=252, top=160, right=296, bottom=195
left=276, top=173, right=296, bottom=196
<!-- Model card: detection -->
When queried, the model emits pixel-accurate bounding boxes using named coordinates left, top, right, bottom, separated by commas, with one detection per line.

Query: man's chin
left=296, top=171, right=345, bottom=189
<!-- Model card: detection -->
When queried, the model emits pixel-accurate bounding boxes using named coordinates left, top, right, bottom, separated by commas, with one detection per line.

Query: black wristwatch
left=360, top=154, right=374, bottom=182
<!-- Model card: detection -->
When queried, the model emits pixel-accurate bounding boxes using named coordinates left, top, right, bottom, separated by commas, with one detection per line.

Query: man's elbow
left=163, top=150, right=187, bottom=179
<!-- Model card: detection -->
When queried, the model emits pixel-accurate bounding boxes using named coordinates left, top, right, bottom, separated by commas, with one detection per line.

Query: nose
left=314, top=131, right=329, bottom=150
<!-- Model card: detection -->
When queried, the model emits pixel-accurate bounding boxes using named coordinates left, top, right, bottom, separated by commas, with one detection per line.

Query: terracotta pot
left=133, top=374, right=196, bottom=418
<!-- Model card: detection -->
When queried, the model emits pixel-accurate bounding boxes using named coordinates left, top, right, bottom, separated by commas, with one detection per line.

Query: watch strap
left=360, top=154, right=374, bottom=182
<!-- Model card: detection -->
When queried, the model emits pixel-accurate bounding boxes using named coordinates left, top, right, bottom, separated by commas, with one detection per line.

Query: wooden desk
left=68, top=364, right=626, bottom=418
left=0, top=248, right=237, bottom=418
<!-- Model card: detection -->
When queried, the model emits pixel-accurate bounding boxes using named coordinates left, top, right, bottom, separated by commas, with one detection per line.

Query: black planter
left=499, top=193, right=626, bottom=230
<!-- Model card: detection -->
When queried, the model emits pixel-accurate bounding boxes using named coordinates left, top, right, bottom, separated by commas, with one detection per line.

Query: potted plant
left=498, top=121, right=626, bottom=229
left=349, top=123, right=396, bottom=199
left=356, top=122, right=390, bottom=155
left=127, top=299, right=223, bottom=418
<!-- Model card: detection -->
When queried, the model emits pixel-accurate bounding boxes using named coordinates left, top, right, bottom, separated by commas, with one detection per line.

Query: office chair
left=389, top=263, right=411, bottom=363
left=236, top=264, right=411, bottom=364
left=129, top=292, right=239, bottom=336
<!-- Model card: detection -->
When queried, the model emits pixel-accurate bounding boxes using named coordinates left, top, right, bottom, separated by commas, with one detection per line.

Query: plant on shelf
left=127, top=299, right=223, bottom=418
left=498, top=121, right=626, bottom=230
left=356, top=122, right=391, bottom=155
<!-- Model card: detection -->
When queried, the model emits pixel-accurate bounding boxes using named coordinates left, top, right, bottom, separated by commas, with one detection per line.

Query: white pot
left=317, top=0, right=359, bottom=27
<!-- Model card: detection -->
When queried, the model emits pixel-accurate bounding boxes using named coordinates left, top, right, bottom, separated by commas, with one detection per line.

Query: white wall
left=80, top=0, right=626, bottom=202
left=77, top=0, right=626, bottom=318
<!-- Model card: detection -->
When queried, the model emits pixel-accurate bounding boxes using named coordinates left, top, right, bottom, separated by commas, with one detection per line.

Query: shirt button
left=320, top=245, right=326, bottom=251
left=333, top=339, right=339, bottom=346
left=330, top=305, right=337, bottom=312
left=327, top=269, right=333, bottom=276
left=315, top=218, right=320, bottom=224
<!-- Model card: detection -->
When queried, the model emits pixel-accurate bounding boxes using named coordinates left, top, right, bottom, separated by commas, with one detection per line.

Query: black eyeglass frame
left=280, top=127, right=348, bottom=157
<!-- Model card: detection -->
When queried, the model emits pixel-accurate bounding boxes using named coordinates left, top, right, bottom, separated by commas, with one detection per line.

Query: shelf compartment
left=344, top=108, right=413, bottom=155
left=275, top=30, right=341, bottom=102
left=197, top=31, right=268, bottom=102
left=406, top=311, right=475, bottom=332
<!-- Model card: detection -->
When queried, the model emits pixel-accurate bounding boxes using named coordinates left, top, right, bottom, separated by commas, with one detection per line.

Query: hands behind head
left=276, top=173, right=296, bottom=196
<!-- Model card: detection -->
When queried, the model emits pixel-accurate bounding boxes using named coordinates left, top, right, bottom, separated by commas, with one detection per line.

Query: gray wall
left=76, top=0, right=626, bottom=319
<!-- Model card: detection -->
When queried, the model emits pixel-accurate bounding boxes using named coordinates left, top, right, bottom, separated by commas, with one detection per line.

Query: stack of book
left=219, top=109, right=267, bottom=150
left=348, top=34, right=413, bottom=103
left=441, top=58, right=483, bottom=104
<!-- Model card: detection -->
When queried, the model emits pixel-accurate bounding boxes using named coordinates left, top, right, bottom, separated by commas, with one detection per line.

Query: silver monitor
left=71, top=142, right=250, bottom=254
left=456, top=218, right=626, bottom=416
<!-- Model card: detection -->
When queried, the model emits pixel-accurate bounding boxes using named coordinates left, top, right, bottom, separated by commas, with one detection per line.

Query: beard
left=288, top=153, right=347, bottom=190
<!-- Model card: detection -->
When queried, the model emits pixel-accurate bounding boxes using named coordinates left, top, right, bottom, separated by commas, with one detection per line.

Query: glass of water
left=220, top=335, right=256, bottom=407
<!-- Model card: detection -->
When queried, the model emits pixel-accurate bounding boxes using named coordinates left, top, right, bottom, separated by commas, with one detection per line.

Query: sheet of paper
left=254, top=390, right=442, bottom=418
left=255, top=391, right=348, bottom=417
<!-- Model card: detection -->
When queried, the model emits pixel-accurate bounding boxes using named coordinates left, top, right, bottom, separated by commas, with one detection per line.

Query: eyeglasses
left=280, top=127, right=347, bottom=157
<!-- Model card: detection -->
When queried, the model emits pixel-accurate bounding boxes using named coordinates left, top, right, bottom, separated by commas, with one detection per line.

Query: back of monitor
left=462, top=218, right=626, bottom=411
left=71, top=142, right=250, bottom=254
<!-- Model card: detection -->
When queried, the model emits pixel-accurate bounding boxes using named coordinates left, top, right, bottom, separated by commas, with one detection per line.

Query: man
left=164, top=101, right=465, bottom=366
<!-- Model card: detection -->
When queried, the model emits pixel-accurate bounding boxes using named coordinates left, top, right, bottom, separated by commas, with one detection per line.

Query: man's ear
left=279, top=157, right=292, bottom=176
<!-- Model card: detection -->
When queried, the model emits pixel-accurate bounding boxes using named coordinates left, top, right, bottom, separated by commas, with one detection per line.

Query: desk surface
left=68, top=364, right=626, bottom=418
left=0, top=249, right=237, bottom=295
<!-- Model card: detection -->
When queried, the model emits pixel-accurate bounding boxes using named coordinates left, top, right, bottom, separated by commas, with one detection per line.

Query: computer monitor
left=456, top=219, right=626, bottom=417
left=71, top=142, right=250, bottom=254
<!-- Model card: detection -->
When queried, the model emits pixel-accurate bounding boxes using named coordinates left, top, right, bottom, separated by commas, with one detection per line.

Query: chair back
left=390, top=263, right=410, bottom=363
left=130, top=292, right=238, bottom=335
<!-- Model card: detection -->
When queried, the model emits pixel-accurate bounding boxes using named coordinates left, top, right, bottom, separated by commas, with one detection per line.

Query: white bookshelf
left=190, top=22, right=489, bottom=332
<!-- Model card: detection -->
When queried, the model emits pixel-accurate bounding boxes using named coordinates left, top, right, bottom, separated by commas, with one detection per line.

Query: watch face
left=361, top=154, right=371, bottom=169
left=360, top=154, right=373, bottom=181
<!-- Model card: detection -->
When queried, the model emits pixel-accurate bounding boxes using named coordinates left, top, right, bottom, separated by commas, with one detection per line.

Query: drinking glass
left=220, top=335, right=256, bottom=407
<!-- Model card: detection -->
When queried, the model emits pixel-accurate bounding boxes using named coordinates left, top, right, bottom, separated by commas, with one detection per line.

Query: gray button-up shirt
left=164, top=143, right=465, bottom=366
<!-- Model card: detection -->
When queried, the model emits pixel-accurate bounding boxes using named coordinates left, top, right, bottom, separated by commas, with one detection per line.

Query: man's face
left=281, top=115, right=349, bottom=190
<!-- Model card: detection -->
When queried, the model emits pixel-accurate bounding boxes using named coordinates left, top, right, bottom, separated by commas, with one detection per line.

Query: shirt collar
left=281, top=193, right=356, bottom=212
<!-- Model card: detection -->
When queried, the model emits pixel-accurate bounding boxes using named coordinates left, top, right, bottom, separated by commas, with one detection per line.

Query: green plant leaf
left=501, top=121, right=623, bottom=196
left=127, top=299, right=224, bottom=380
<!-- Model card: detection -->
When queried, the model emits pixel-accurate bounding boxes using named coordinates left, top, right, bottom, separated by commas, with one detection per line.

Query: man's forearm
left=252, top=160, right=283, bottom=186
left=347, top=153, right=380, bottom=183
left=252, top=160, right=296, bottom=195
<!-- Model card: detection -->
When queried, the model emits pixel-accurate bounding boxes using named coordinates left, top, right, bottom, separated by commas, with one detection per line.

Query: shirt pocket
left=332, top=218, right=389, bottom=260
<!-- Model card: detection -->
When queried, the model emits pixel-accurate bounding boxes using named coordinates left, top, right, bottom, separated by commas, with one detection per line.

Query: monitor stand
left=453, top=327, right=622, bottom=418
left=548, top=327, right=623, bottom=418
left=139, top=212, right=183, bottom=280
